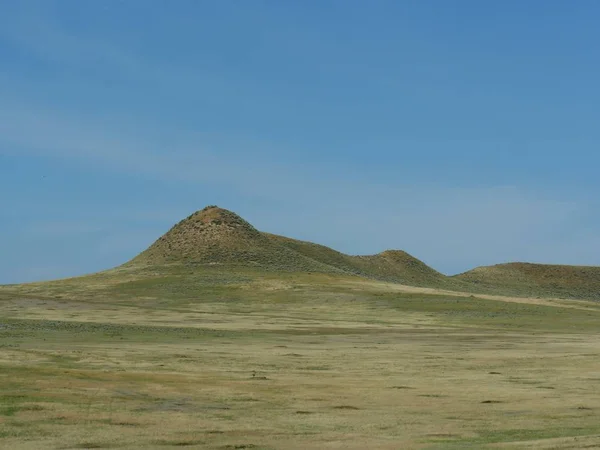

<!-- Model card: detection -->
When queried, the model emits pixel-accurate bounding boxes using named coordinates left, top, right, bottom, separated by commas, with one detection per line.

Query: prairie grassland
left=1, top=268, right=600, bottom=449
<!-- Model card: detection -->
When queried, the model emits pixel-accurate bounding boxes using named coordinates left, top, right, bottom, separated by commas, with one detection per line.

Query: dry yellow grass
left=2, top=269, right=600, bottom=449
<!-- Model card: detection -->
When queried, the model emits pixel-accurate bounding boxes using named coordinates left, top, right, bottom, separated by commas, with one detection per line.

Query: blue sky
left=1, top=0, right=600, bottom=283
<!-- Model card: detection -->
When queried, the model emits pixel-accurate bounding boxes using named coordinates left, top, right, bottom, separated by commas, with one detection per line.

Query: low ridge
left=356, top=250, right=446, bottom=286
left=129, top=206, right=443, bottom=284
left=110, top=205, right=600, bottom=300
left=266, top=234, right=445, bottom=286
left=454, top=262, right=600, bottom=300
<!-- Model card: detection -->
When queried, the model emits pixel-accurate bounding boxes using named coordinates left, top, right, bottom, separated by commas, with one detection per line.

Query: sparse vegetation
left=2, top=206, right=600, bottom=448
left=127, top=207, right=600, bottom=300
left=455, top=262, right=600, bottom=300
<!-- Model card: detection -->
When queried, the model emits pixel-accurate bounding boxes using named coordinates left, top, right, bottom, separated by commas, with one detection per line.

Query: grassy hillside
left=128, top=206, right=447, bottom=288
left=130, top=206, right=343, bottom=274
left=455, top=262, right=600, bottom=300
left=127, top=205, right=600, bottom=300
left=4, top=206, right=600, bottom=447
left=2, top=264, right=600, bottom=449
left=6, top=205, right=600, bottom=302
left=266, top=233, right=447, bottom=287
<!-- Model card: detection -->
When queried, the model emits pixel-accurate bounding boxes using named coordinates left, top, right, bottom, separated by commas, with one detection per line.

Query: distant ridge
left=129, top=206, right=444, bottom=286
left=454, top=262, right=600, bottom=300
left=120, top=205, right=600, bottom=300
left=265, top=234, right=445, bottom=286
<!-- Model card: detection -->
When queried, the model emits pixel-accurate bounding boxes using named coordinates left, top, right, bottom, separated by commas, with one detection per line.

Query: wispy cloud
left=0, top=1, right=233, bottom=99
left=1, top=98, right=596, bottom=274
left=0, top=102, right=294, bottom=195
left=21, top=221, right=105, bottom=238
left=1, top=1, right=599, bottom=281
left=0, top=6, right=137, bottom=76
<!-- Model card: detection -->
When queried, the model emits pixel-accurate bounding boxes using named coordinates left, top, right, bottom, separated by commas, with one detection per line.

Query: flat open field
left=2, top=269, right=600, bottom=449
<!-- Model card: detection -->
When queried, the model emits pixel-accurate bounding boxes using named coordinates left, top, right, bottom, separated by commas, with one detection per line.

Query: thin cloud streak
left=1, top=3, right=599, bottom=280
left=0, top=2, right=235, bottom=98
left=1, top=100, right=595, bottom=276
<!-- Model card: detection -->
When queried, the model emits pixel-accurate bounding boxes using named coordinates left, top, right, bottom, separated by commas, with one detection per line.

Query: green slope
left=265, top=233, right=447, bottom=287
left=4, top=205, right=600, bottom=301
left=454, top=262, right=600, bottom=300
left=128, top=206, right=445, bottom=286
left=130, top=206, right=343, bottom=274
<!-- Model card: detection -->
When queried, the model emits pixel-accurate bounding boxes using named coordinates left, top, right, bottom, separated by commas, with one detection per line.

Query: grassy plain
left=1, top=266, right=600, bottom=449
